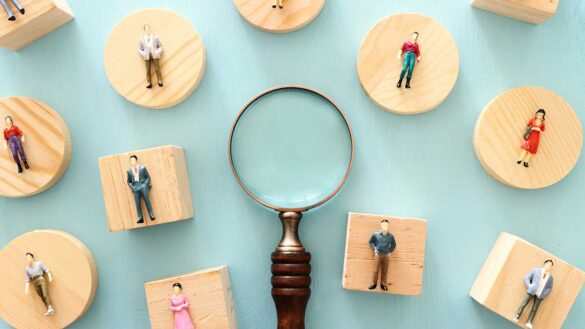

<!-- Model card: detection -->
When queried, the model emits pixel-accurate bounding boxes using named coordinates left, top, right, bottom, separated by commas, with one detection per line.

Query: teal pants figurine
left=397, top=51, right=416, bottom=89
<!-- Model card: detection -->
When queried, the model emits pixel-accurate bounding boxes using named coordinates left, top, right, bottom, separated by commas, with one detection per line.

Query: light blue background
left=0, top=0, right=584, bottom=328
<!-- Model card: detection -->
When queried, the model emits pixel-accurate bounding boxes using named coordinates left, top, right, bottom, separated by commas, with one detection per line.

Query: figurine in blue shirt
left=368, top=219, right=397, bottom=291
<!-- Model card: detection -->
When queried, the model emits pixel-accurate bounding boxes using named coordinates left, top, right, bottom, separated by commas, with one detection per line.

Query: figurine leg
left=145, top=58, right=152, bottom=88
left=8, top=138, right=21, bottom=165
left=9, top=0, right=23, bottom=14
left=279, top=0, right=283, bottom=8
left=405, top=54, right=415, bottom=88
left=371, top=253, right=383, bottom=286
left=514, top=293, right=533, bottom=319
left=272, top=0, right=277, bottom=8
left=141, top=188, right=155, bottom=220
left=133, top=191, right=144, bottom=222
left=34, top=277, right=52, bottom=309
left=14, top=137, right=26, bottom=164
left=380, top=254, right=389, bottom=290
left=526, top=298, right=542, bottom=324
left=0, top=0, right=15, bottom=21
left=153, top=59, right=163, bottom=87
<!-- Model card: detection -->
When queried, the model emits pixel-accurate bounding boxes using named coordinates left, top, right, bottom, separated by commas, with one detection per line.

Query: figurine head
left=172, top=282, right=182, bottom=294
left=26, top=252, right=34, bottom=264
left=535, top=109, right=546, bottom=120
left=410, top=32, right=419, bottom=43
left=380, top=219, right=390, bottom=233
left=4, top=115, right=13, bottom=127
left=544, top=259, right=554, bottom=272
left=130, top=155, right=138, bottom=166
left=144, top=24, right=152, bottom=34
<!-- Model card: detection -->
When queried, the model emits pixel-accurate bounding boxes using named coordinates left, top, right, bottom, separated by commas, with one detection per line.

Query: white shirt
left=536, top=270, right=551, bottom=298
left=132, top=166, right=140, bottom=182
left=145, top=35, right=154, bottom=55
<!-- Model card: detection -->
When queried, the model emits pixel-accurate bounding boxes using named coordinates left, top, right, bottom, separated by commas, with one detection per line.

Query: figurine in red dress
left=517, top=109, right=545, bottom=168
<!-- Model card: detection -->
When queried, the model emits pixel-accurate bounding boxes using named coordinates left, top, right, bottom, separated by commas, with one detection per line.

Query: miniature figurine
left=170, top=283, right=194, bottom=329
left=368, top=219, right=397, bottom=291
left=138, top=24, right=164, bottom=89
left=517, top=109, right=546, bottom=168
left=396, top=32, right=421, bottom=89
left=0, top=0, right=25, bottom=21
left=513, top=260, right=554, bottom=329
left=127, top=155, right=155, bottom=224
left=24, top=253, right=55, bottom=316
left=3, top=115, right=29, bottom=174
left=272, top=0, right=284, bottom=9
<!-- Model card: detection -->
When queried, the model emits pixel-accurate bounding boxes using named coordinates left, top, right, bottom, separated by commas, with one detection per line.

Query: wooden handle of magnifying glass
left=272, top=212, right=311, bottom=329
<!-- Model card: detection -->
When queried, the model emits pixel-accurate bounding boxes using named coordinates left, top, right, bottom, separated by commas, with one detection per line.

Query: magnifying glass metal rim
left=228, top=85, right=355, bottom=213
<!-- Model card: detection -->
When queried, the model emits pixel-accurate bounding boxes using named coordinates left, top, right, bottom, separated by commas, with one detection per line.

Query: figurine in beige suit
left=138, top=24, right=164, bottom=89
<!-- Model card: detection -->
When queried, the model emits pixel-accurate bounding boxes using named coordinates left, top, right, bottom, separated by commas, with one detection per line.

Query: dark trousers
left=399, top=51, right=416, bottom=80
left=8, top=135, right=26, bottom=165
left=134, top=188, right=154, bottom=220
left=516, top=293, right=542, bottom=323
left=371, top=253, right=390, bottom=286
left=145, top=54, right=162, bottom=84
left=33, top=276, right=52, bottom=308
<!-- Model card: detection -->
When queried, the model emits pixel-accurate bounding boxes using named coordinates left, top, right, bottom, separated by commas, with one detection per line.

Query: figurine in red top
left=3, top=116, right=29, bottom=173
left=517, top=109, right=546, bottom=168
left=396, top=32, right=421, bottom=89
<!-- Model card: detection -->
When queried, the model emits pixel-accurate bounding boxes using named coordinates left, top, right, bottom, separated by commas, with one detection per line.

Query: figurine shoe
left=17, top=163, right=23, bottom=173
left=526, top=322, right=533, bottom=329
left=158, top=81, right=164, bottom=87
left=137, top=219, right=145, bottom=224
left=23, top=161, right=29, bottom=169
left=44, top=308, right=55, bottom=316
left=20, top=8, right=25, bottom=15
left=368, top=284, right=377, bottom=290
left=8, top=16, right=15, bottom=21
left=523, top=162, right=529, bottom=168
left=381, top=285, right=388, bottom=291
left=150, top=216, right=156, bottom=221
left=279, top=5, right=283, bottom=8
left=146, top=83, right=152, bottom=89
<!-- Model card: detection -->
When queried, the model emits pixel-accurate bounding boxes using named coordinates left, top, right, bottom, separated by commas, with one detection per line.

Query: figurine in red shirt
left=396, top=32, right=421, bottom=89
left=517, top=109, right=545, bottom=168
left=3, top=116, right=29, bottom=173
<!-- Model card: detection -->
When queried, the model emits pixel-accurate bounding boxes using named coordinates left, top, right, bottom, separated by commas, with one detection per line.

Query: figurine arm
left=143, top=167, right=151, bottom=187
left=24, top=282, right=30, bottom=294
left=138, top=38, right=147, bottom=58
left=369, top=235, right=377, bottom=253
left=541, top=277, right=553, bottom=299
left=156, top=37, right=163, bottom=55
left=389, top=236, right=397, bottom=253
left=127, top=171, right=133, bottom=188
left=3, top=140, right=6, bottom=149
left=396, top=49, right=403, bottom=61
left=523, top=270, right=534, bottom=289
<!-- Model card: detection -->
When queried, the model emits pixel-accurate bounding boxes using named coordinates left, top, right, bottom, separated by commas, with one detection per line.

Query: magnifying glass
left=229, top=85, right=354, bottom=329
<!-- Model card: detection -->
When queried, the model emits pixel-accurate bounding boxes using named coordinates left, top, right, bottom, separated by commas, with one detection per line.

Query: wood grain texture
left=342, top=212, right=427, bottom=296
left=473, top=86, right=582, bottom=189
left=104, top=8, right=206, bottom=109
left=471, top=0, right=559, bottom=24
left=233, top=0, right=325, bottom=33
left=98, top=145, right=194, bottom=232
left=144, top=266, right=237, bottom=329
left=357, top=13, right=459, bottom=115
left=0, top=97, right=72, bottom=198
left=0, top=230, right=98, bottom=329
left=0, top=0, right=74, bottom=51
left=470, top=232, right=585, bottom=329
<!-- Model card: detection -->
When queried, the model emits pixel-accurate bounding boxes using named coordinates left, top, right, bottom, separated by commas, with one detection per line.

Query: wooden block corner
left=470, top=232, right=585, bottom=329
left=342, top=212, right=427, bottom=296
left=0, top=0, right=74, bottom=51
left=471, top=0, right=559, bottom=24
left=98, top=145, right=194, bottom=232
left=145, top=266, right=238, bottom=329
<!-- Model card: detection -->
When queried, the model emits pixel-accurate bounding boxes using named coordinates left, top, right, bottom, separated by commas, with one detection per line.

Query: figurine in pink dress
left=170, top=283, right=194, bottom=329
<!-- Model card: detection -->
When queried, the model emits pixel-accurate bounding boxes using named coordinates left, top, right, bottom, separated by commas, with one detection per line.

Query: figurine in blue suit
left=127, top=155, right=155, bottom=224
left=513, top=260, right=554, bottom=328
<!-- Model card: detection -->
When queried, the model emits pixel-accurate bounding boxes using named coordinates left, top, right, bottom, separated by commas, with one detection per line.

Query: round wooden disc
left=357, top=13, right=459, bottom=115
left=233, top=0, right=325, bottom=33
left=0, top=230, right=98, bottom=329
left=474, top=86, right=582, bottom=189
left=104, top=9, right=206, bottom=109
left=0, top=97, right=71, bottom=198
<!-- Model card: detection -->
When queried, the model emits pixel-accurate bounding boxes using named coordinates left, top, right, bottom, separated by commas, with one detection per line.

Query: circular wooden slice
left=104, top=9, right=206, bottom=109
left=474, top=86, right=582, bottom=189
left=0, top=97, right=71, bottom=198
left=357, top=13, right=459, bottom=115
left=0, top=230, right=98, bottom=329
left=233, top=0, right=325, bottom=33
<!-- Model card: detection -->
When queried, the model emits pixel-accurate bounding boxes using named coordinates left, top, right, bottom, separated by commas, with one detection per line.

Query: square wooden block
left=470, top=233, right=585, bottom=329
left=99, top=145, right=194, bottom=232
left=342, top=212, right=427, bottom=296
left=144, top=266, right=238, bottom=329
left=471, top=0, right=559, bottom=24
left=0, top=0, right=74, bottom=51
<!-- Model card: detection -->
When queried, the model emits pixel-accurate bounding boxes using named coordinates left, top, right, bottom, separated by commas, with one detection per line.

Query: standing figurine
left=368, top=219, right=397, bottom=291
left=513, top=260, right=554, bottom=329
left=24, top=253, right=55, bottom=316
left=4, top=115, right=29, bottom=174
left=517, top=109, right=546, bottom=168
left=396, top=32, right=421, bottom=89
left=170, top=283, right=195, bottom=329
left=0, top=0, right=24, bottom=21
left=138, top=24, right=164, bottom=89
left=272, top=0, right=284, bottom=9
left=127, top=155, right=155, bottom=224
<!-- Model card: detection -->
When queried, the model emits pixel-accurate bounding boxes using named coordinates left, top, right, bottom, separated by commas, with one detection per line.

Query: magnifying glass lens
left=231, top=88, right=352, bottom=210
